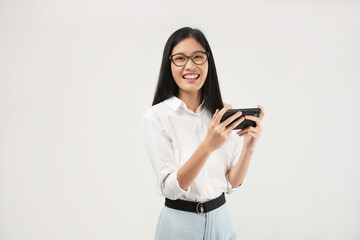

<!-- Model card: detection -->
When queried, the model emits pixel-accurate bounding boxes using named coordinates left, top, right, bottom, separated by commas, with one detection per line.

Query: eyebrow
left=172, top=50, right=204, bottom=55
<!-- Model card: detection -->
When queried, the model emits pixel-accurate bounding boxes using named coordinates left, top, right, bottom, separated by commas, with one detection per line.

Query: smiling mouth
left=182, top=74, right=200, bottom=80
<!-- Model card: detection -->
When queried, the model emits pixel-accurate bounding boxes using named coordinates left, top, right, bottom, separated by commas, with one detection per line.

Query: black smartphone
left=220, top=108, right=261, bottom=130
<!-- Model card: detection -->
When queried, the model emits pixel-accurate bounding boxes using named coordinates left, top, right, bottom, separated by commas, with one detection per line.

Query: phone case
left=220, top=108, right=261, bottom=130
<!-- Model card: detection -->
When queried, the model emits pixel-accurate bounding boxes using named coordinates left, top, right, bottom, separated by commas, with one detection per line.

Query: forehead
left=172, top=37, right=206, bottom=55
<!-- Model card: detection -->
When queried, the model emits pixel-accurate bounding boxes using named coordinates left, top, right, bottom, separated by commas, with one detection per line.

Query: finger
left=237, top=127, right=248, bottom=134
left=249, top=126, right=259, bottom=132
left=257, top=104, right=265, bottom=120
left=212, top=109, right=219, bottom=120
left=244, top=115, right=262, bottom=126
left=226, top=116, right=245, bottom=133
left=248, top=131, right=258, bottom=139
left=242, top=116, right=262, bottom=130
left=238, top=126, right=259, bottom=135
left=237, top=131, right=247, bottom=136
left=237, top=132, right=245, bottom=137
left=238, top=131, right=258, bottom=138
left=240, top=126, right=260, bottom=133
left=220, top=111, right=242, bottom=129
left=237, top=127, right=258, bottom=135
left=214, top=104, right=232, bottom=124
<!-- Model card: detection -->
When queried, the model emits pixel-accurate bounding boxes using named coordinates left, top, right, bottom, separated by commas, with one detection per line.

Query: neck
left=177, top=91, right=203, bottom=113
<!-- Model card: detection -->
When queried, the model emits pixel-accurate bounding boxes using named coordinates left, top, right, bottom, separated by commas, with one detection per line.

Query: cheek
left=171, top=65, right=182, bottom=78
left=201, top=66, right=209, bottom=79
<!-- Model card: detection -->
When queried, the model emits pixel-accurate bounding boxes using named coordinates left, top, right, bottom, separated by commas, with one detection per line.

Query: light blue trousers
left=154, top=202, right=237, bottom=240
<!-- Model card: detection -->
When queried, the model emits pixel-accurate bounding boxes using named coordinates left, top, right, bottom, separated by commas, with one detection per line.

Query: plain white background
left=1, top=0, right=359, bottom=239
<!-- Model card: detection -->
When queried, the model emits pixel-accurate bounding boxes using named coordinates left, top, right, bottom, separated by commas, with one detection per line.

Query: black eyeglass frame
left=169, top=51, right=210, bottom=67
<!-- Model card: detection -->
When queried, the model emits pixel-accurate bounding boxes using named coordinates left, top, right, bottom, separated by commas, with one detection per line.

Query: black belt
left=165, top=192, right=226, bottom=215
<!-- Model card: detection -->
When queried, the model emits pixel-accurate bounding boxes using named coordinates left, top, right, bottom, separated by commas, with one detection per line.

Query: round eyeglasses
left=169, top=51, right=209, bottom=67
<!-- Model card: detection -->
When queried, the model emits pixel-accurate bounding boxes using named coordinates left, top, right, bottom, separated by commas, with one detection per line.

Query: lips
left=182, top=73, right=200, bottom=80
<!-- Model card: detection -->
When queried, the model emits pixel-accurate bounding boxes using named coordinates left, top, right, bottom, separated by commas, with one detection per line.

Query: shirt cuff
left=225, top=171, right=242, bottom=194
left=166, top=169, right=191, bottom=199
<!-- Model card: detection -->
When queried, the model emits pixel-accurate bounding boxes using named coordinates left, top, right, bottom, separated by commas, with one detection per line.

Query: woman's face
left=170, top=37, right=209, bottom=96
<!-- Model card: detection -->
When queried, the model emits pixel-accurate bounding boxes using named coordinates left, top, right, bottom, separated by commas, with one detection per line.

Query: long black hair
left=151, top=27, right=224, bottom=114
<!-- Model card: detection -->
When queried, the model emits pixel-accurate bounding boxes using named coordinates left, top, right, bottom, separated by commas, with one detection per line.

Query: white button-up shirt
left=142, top=95, right=243, bottom=202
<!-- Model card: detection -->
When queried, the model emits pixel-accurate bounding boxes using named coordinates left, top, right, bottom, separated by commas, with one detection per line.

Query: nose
left=184, top=57, right=197, bottom=70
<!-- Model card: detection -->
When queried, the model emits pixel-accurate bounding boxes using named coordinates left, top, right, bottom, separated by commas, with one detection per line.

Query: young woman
left=142, top=27, right=265, bottom=240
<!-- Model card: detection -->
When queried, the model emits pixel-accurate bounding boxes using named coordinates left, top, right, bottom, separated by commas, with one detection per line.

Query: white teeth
left=183, top=74, right=199, bottom=79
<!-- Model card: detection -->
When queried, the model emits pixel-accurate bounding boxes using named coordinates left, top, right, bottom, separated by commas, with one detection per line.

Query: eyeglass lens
left=172, top=52, right=207, bottom=66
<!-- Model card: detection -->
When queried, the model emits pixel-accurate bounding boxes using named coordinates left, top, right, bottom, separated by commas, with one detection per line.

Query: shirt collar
left=164, top=95, right=206, bottom=114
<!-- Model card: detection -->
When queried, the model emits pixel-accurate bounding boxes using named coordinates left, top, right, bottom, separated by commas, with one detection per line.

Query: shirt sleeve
left=225, top=131, right=244, bottom=194
left=142, top=110, right=190, bottom=200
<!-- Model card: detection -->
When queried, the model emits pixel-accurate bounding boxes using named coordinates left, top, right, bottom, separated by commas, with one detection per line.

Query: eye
left=176, top=57, right=184, bottom=60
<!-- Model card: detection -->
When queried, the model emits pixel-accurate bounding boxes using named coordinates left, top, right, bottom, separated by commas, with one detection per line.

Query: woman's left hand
left=236, top=104, right=265, bottom=151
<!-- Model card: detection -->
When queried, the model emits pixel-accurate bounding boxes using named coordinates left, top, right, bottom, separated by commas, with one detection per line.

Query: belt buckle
left=196, top=202, right=207, bottom=215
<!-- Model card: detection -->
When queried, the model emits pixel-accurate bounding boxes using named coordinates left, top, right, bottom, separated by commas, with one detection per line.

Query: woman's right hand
left=204, top=104, right=245, bottom=152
